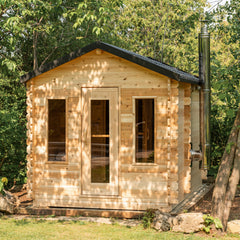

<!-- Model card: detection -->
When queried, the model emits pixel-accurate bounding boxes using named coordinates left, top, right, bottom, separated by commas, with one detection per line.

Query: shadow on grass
left=14, top=218, right=50, bottom=225
left=72, top=220, right=86, bottom=225
left=11, top=217, right=88, bottom=226
left=14, top=219, right=30, bottom=226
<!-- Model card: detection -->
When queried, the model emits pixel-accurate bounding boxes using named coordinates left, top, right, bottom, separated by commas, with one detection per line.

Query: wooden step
left=17, top=206, right=144, bottom=219
left=170, top=183, right=214, bottom=215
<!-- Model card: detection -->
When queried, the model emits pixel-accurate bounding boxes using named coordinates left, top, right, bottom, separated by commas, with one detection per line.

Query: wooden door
left=82, top=88, right=118, bottom=195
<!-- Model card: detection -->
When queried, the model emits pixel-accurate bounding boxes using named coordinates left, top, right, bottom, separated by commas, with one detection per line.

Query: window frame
left=46, top=97, right=68, bottom=164
left=132, top=96, right=157, bottom=165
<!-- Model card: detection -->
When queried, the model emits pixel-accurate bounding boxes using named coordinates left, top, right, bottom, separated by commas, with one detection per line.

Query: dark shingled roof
left=20, top=41, right=200, bottom=84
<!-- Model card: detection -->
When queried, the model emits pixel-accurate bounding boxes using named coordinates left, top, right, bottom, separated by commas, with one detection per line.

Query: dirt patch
left=190, top=186, right=240, bottom=221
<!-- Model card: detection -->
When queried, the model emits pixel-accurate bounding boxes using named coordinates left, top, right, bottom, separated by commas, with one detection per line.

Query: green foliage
left=0, top=77, right=27, bottom=188
left=1, top=177, right=8, bottom=186
left=207, top=165, right=219, bottom=178
left=0, top=0, right=123, bottom=189
left=203, top=225, right=211, bottom=234
left=0, top=0, right=239, bottom=188
left=142, top=209, right=156, bottom=229
left=1, top=0, right=123, bottom=74
left=113, top=0, right=206, bottom=75
left=203, top=214, right=214, bottom=225
left=213, top=217, right=223, bottom=230
left=0, top=181, right=4, bottom=195
left=0, top=177, right=8, bottom=195
left=202, top=214, right=223, bottom=233
left=207, top=0, right=240, bottom=167
left=67, top=0, right=122, bottom=39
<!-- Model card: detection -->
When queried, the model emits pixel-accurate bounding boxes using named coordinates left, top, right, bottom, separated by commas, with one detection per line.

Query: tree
left=0, top=0, right=238, bottom=194
left=207, top=0, right=240, bottom=168
left=0, top=77, right=27, bottom=187
left=210, top=1, right=240, bottom=229
left=211, top=107, right=240, bottom=230
left=0, top=0, right=123, bottom=188
left=1, top=0, right=77, bottom=72
left=0, top=1, right=28, bottom=187
left=112, top=0, right=206, bottom=75
left=1, top=0, right=123, bottom=74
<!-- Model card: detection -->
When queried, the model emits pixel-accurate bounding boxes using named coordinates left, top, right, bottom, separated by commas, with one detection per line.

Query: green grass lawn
left=0, top=217, right=239, bottom=240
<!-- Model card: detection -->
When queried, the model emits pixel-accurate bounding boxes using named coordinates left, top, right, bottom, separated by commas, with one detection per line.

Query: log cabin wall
left=26, top=80, right=34, bottom=198
left=183, top=83, right=191, bottom=196
left=26, top=49, right=192, bottom=211
left=191, top=86, right=203, bottom=190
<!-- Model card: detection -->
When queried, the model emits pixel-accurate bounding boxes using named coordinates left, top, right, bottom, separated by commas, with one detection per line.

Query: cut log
left=0, top=189, right=19, bottom=214
left=0, top=193, right=15, bottom=214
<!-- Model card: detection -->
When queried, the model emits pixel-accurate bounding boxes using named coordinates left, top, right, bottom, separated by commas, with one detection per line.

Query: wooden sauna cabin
left=20, top=41, right=202, bottom=212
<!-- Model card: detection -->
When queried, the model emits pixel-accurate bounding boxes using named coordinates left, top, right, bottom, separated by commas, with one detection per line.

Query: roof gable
left=20, top=41, right=200, bottom=84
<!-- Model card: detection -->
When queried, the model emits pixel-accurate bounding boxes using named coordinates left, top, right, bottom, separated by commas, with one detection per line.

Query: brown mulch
left=190, top=186, right=240, bottom=221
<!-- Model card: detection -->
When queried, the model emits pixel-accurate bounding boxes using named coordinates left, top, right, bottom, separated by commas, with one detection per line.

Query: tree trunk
left=33, top=30, right=38, bottom=71
left=222, top=131, right=240, bottom=230
left=211, top=108, right=240, bottom=223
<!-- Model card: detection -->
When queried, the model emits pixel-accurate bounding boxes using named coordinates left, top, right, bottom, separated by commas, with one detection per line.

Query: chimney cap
left=200, top=20, right=209, bottom=34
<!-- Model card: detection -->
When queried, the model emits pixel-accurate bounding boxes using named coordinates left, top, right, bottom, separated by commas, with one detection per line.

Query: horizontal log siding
left=26, top=80, right=34, bottom=199
left=183, top=83, right=191, bottom=195
left=28, top=50, right=190, bottom=210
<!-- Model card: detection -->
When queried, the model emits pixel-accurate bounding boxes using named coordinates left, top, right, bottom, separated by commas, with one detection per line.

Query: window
left=91, top=100, right=110, bottom=183
left=48, top=99, right=66, bottom=162
left=135, top=99, right=154, bottom=163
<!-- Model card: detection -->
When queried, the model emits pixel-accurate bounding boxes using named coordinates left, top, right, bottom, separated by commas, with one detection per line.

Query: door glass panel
left=91, top=100, right=109, bottom=183
left=48, top=99, right=66, bottom=161
left=135, top=99, right=154, bottom=163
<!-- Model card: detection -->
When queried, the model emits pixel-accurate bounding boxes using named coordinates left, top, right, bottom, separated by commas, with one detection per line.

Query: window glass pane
left=91, top=100, right=109, bottom=183
left=48, top=99, right=66, bottom=161
left=135, top=99, right=154, bottom=163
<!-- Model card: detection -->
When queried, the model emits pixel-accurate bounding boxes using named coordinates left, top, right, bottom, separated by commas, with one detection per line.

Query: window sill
left=46, top=161, right=68, bottom=165
left=132, top=162, right=158, bottom=166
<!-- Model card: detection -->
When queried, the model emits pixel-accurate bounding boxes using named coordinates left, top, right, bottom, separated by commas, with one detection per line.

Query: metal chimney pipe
left=199, top=20, right=211, bottom=170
